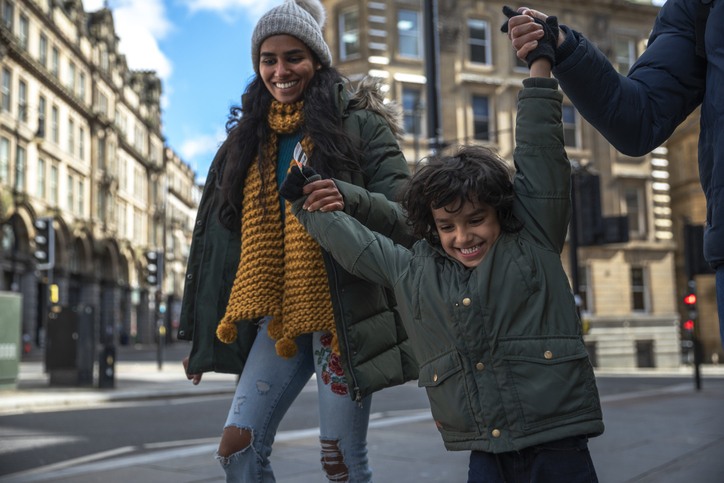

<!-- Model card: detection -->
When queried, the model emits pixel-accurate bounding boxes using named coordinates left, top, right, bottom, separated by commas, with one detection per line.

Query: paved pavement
left=1, top=344, right=724, bottom=482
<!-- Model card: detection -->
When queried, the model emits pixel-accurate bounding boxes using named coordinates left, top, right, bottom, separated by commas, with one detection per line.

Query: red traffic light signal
left=684, top=320, right=694, bottom=331
left=684, top=294, right=697, bottom=305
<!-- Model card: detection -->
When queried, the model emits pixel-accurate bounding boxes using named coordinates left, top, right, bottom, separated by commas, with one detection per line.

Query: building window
left=0, top=137, right=9, bottom=184
left=398, top=10, right=421, bottom=58
left=469, top=19, right=491, bottom=65
left=67, top=62, right=75, bottom=92
left=51, top=105, right=58, bottom=143
left=18, top=14, right=28, bottom=50
left=39, top=33, right=47, bottom=67
left=17, top=79, right=26, bottom=122
left=402, top=87, right=422, bottom=136
left=51, top=47, right=59, bottom=77
left=624, top=186, right=646, bottom=238
left=98, top=137, right=106, bottom=170
left=79, top=127, right=84, bottom=160
left=67, top=174, right=74, bottom=211
left=2, top=1, right=13, bottom=29
left=37, top=158, right=45, bottom=199
left=339, top=8, right=360, bottom=61
left=68, top=118, right=74, bottom=153
left=615, top=37, right=636, bottom=75
left=101, top=50, right=109, bottom=72
left=636, top=340, right=655, bottom=368
left=79, top=72, right=85, bottom=101
left=1, top=68, right=10, bottom=113
left=78, top=180, right=84, bottom=214
left=97, top=188, right=105, bottom=220
left=50, top=164, right=58, bottom=204
left=562, top=105, right=579, bottom=149
left=15, top=145, right=25, bottom=191
left=472, top=95, right=490, bottom=141
left=631, top=266, right=649, bottom=312
left=38, top=95, right=46, bottom=138
left=99, top=93, right=108, bottom=117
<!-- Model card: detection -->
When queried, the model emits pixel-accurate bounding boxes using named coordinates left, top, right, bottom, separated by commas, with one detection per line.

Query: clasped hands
left=279, top=165, right=345, bottom=213
left=503, top=6, right=566, bottom=64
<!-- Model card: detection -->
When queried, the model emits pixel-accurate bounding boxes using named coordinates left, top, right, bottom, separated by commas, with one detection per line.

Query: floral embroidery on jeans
left=316, top=333, right=349, bottom=396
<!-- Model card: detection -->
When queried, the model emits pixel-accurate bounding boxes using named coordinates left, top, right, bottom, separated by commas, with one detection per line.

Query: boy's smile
left=432, top=198, right=501, bottom=268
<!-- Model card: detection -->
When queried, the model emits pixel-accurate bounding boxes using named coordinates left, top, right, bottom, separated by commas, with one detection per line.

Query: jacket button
left=476, top=362, right=485, bottom=371
left=492, top=429, right=501, bottom=438
left=462, top=298, right=471, bottom=306
left=433, top=374, right=438, bottom=382
left=196, top=220, right=202, bottom=226
left=187, top=274, right=194, bottom=281
left=178, top=330, right=185, bottom=337
left=544, top=350, right=553, bottom=359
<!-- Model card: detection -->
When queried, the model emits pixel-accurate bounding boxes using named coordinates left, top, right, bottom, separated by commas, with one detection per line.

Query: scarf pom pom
left=330, top=334, right=340, bottom=356
left=267, top=316, right=284, bottom=340
left=216, top=323, right=238, bottom=344
left=276, top=337, right=298, bottom=359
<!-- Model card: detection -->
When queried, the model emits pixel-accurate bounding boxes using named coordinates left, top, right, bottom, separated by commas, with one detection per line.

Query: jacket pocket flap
left=499, top=337, right=588, bottom=365
left=418, top=351, right=462, bottom=387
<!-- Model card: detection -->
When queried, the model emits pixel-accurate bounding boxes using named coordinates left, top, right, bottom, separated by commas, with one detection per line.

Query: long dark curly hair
left=399, top=145, right=523, bottom=246
left=217, top=65, right=363, bottom=231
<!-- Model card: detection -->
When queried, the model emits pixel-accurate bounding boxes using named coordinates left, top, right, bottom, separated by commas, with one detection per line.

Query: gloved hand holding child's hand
left=501, top=6, right=559, bottom=68
left=279, top=165, right=322, bottom=202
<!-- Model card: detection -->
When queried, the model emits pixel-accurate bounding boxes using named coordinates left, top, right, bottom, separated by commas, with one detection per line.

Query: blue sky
left=84, top=0, right=283, bottom=184
left=85, top=0, right=667, bottom=184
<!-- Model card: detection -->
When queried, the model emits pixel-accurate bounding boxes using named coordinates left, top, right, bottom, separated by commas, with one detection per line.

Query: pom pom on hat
left=251, top=0, right=333, bottom=74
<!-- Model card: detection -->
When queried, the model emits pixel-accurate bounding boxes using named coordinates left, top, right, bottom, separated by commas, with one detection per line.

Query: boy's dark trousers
left=467, top=435, right=598, bottom=483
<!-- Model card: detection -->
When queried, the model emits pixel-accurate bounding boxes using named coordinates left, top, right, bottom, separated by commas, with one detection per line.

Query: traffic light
left=145, top=250, right=159, bottom=287
left=683, top=288, right=698, bottom=339
left=33, top=216, right=55, bottom=270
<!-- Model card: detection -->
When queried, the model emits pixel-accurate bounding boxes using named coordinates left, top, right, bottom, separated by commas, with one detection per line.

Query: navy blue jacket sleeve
left=552, top=0, right=706, bottom=157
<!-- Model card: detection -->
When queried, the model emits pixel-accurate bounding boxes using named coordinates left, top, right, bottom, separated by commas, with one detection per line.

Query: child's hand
left=279, top=165, right=322, bottom=202
left=501, top=6, right=560, bottom=69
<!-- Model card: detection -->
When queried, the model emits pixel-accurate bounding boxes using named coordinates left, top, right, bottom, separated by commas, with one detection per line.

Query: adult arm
left=510, top=1, right=706, bottom=157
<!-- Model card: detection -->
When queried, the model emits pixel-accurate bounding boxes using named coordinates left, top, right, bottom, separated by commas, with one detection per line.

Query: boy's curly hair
left=399, top=145, right=522, bottom=246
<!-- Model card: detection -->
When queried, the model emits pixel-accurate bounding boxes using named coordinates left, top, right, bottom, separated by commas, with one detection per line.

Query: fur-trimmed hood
left=345, top=76, right=405, bottom=141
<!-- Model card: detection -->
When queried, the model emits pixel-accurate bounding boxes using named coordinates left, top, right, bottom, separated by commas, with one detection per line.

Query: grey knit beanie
left=251, top=0, right=332, bottom=74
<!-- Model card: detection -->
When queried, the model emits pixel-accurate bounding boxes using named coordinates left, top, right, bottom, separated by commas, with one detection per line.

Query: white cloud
left=179, top=128, right=227, bottom=164
left=84, top=0, right=174, bottom=81
left=180, top=0, right=283, bottom=20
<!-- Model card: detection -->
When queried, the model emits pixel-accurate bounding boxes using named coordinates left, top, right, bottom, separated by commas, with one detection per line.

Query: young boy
left=279, top=26, right=603, bottom=483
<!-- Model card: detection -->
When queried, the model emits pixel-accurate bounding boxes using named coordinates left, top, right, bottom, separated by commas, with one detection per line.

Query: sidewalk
left=2, top=351, right=724, bottom=482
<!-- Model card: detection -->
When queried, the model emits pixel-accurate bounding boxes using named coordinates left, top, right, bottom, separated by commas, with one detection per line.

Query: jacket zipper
left=330, top=261, right=362, bottom=407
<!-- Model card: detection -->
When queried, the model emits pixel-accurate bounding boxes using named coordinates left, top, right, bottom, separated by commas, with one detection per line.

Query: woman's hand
left=182, top=356, right=202, bottom=385
left=303, top=180, right=345, bottom=212
left=508, top=8, right=565, bottom=62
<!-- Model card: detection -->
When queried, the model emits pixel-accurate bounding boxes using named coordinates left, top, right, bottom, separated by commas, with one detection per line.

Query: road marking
left=0, top=410, right=432, bottom=482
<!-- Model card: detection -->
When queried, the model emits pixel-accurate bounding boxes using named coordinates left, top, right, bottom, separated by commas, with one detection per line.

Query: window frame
left=17, top=78, right=27, bottom=123
left=401, top=86, right=424, bottom=138
left=14, top=144, right=25, bottom=191
left=471, top=94, right=491, bottom=142
left=51, top=46, right=59, bottom=77
left=630, top=266, right=650, bottom=313
left=615, top=37, right=636, bottom=75
left=339, top=6, right=361, bottom=61
left=561, top=104, right=581, bottom=149
left=1, top=67, right=11, bottom=113
left=37, top=157, right=46, bottom=199
left=18, top=13, right=28, bottom=50
left=623, top=184, right=647, bottom=239
left=397, top=9, right=422, bottom=59
left=39, top=33, right=47, bottom=67
left=468, top=18, right=492, bottom=66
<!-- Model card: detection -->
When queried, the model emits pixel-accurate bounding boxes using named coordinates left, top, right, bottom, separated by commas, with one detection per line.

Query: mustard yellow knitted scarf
left=216, top=100, right=339, bottom=359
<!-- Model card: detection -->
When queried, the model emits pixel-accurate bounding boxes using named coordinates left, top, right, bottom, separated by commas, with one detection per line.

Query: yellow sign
left=159, top=326, right=167, bottom=336
left=49, top=284, right=59, bottom=304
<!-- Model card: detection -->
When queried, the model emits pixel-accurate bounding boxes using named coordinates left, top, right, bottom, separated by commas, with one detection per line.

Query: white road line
left=0, top=410, right=432, bottom=483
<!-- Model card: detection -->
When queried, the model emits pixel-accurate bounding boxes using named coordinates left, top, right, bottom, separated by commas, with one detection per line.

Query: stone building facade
left=321, top=0, right=681, bottom=368
left=0, top=0, right=197, bottom=353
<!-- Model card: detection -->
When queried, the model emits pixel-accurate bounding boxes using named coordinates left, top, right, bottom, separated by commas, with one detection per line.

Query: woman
left=178, top=0, right=418, bottom=481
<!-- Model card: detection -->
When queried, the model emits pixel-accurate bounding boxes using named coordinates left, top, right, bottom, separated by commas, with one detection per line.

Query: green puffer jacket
left=292, top=78, right=604, bottom=452
left=178, top=80, right=419, bottom=402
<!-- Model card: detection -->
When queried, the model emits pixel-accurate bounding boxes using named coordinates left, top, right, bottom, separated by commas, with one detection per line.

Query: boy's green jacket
left=177, top=81, right=419, bottom=402
left=292, top=78, right=604, bottom=453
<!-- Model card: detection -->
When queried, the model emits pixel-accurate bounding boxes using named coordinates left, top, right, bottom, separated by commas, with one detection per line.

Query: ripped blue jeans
left=218, top=317, right=373, bottom=482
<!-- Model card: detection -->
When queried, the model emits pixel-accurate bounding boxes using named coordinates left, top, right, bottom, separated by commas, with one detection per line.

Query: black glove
left=500, top=6, right=559, bottom=69
left=279, top=165, right=322, bottom=202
